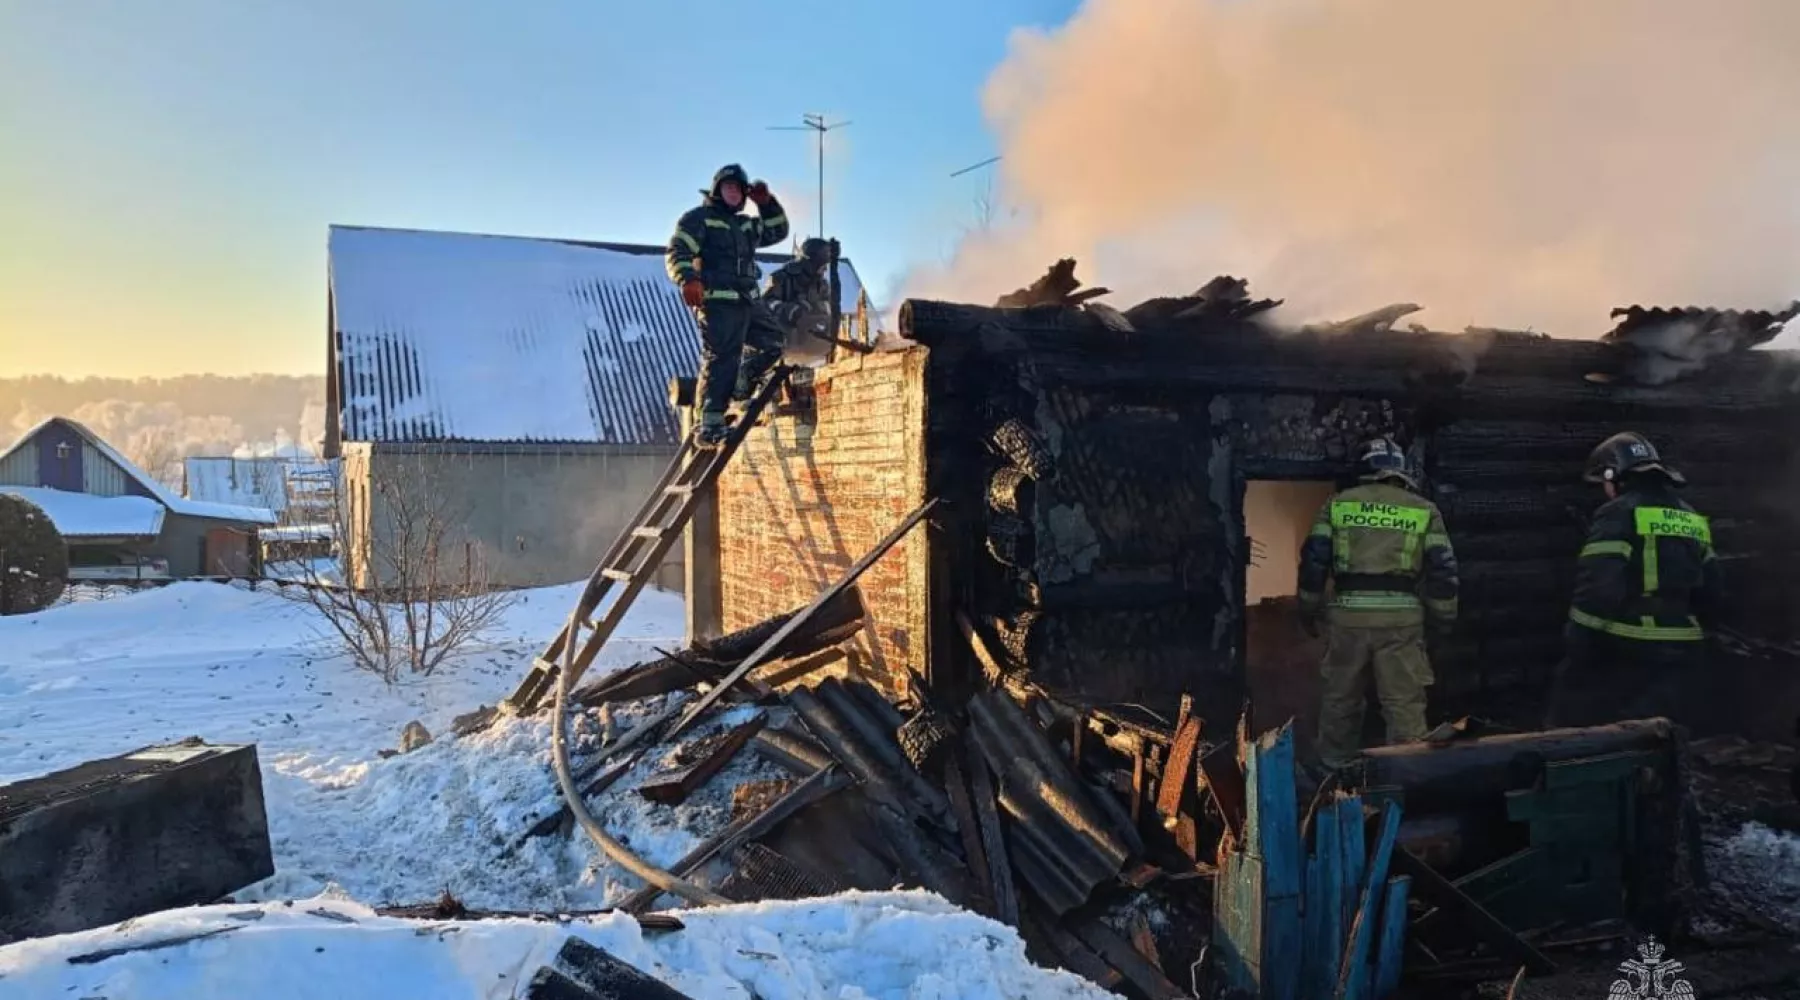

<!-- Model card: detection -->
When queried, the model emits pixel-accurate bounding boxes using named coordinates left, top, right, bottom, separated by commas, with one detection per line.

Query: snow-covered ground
left=0, top=892, right=1110, bottom=1000
left=0, top=581, right=1111, bottom=998
left=0, top=581, right=752, bottom=908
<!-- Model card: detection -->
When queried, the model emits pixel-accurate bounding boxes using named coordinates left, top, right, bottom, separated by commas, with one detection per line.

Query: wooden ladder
left=503, top=366, right=794, bottom=714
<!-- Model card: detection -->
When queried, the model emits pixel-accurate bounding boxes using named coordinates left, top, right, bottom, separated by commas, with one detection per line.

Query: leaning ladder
left=503, top=366, right=794, bottom=715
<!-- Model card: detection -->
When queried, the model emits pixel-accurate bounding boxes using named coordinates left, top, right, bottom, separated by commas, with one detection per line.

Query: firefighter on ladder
left=665, top=164, right=791, bottom=445
left=1298, top=437, right=1460, bottom=773
left=765, top=237, right=835, bottom=341
left=1543, top=432, right=1721, bottom=728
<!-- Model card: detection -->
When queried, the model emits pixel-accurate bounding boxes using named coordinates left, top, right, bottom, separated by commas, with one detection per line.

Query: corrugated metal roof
left=181, top=457, right=337, bottom=514
left=967, top=689, right=1133, bottom=915
left=1606, top=302, right=1800, bottom=344
left=328, top=225, right=870, bottom=445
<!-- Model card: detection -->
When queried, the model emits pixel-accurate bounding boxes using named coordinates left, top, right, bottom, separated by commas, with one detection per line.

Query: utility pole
left=767, top=113, right=852, bottom=239
left=951, top=155, right=1003, bottom=230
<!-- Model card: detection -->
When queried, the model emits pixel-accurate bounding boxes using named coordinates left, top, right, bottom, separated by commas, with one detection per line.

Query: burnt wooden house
left=709, top=281, right=1800, bottom=749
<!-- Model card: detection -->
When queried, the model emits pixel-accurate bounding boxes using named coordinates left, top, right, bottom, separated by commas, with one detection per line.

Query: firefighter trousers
left=1317, top=621, right=1432, bottom=770
left=696, top=298, right=785, bottom=421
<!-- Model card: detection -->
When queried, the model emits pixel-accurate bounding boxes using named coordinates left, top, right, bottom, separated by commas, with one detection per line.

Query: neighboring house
left=182, top=456, right=341, bottom=526
left=323, top=224, right=868, bottom=592
left=0, top=418, right=278, bottom=579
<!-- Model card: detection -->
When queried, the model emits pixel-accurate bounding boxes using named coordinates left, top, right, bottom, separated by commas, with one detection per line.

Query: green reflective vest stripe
left=1333, top=592, right=1422, bottom=611
left=1633, top=506, right=1711, bottom=594
left=1568, top=607, right=1705, bottom=642
left=1580, top=540, right=1634, bottom=559
left=1329, top=500, right=1431, bottom=571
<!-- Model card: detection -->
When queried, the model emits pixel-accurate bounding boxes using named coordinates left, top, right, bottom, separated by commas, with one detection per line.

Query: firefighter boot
left=693, top=410, right=729, bottom=447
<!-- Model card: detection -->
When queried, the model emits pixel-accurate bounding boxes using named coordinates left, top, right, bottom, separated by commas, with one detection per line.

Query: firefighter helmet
left=800, top=238, right=831, bottom=263
left=1358, top=437, right=1417, bottom=488
left=709, top=163, right=749, bottom=200
left=1583, top=431, right=1685, bottom=485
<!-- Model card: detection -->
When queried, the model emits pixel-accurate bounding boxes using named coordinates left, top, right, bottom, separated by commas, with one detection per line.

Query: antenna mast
left=767, top=113, right=852, bottom=239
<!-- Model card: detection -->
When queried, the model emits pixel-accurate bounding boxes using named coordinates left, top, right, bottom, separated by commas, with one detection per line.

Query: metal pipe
left=549, top=606, right=727, bottom=907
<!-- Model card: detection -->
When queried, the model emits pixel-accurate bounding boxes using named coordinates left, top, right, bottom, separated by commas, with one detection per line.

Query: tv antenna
left=767, top=113, right=852, bottom=239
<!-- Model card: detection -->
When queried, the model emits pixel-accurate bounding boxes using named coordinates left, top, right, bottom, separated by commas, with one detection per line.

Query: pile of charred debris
left=465, top=574, right=1800, bottom=1000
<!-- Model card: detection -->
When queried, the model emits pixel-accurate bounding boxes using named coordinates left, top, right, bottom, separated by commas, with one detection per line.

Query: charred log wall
left=904, top=298, right=1800, bottom=720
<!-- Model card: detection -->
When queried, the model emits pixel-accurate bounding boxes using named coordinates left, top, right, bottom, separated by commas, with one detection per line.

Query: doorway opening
left=1244, top=479, right=1336, bottom=752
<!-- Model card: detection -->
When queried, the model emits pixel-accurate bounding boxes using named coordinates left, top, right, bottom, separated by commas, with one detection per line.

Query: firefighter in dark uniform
left=1543, top=432, right=1722, bottom=728
left=665, top=164, right=791, bottom=444
left=1298, top=437, right=1460, bottom=771
left=765, top=237, right=835, bottom=340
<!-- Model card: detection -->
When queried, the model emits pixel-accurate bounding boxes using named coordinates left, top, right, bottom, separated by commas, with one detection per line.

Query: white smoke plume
left=904, top=0, right=1800, bottom=336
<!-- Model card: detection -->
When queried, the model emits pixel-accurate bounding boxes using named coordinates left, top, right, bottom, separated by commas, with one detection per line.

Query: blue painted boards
left=1339, top=800, right=1403, bottom=1000
left=1304, top=797, right=1350, bottom=999
left=1251, top=728, right=1302, bottom=1000
left=1373, top=875, right=1413, bottom=998
left=1212, top=730, right=1410, bottom=999
left=1213, top=725, right=1301, bottom=1000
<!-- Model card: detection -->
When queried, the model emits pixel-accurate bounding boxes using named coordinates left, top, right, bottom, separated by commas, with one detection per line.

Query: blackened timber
left=1389, top=846, right=1556, bottom=976
left=966, top=735, right=1020, bottom=927
left=1439, top=457, right=1756, bottom=490
left=543, top=934, right=698, bottom=1000
left=748, top=726, right=833, bottom=775
left=787, top=686, right=933, bottom=824
left=814, top=678, right=955, bottom=823
left=638, top=714, right=767, bottom=805
left=1070, top=919, right=1187, bottom=1000
left=1435, top=419, right=1779, bottom=462
left=618, top=765, right=849, bottom=913
left=571, top=589, right=866, bottom=707
left=943, top=757, right=995, bottom=917
left=1356, top=719, right=1675, bottom=814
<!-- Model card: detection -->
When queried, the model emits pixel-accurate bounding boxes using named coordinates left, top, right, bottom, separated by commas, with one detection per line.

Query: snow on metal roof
left=182, top=457, right=338, bottom=514
left=0, top=418, right=279, bottom=526
left=0, top=486, right=167, bottom=539
left=328, top=225, right=868, bottom=445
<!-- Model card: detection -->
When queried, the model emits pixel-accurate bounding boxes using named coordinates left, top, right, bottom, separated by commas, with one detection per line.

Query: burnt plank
left=966, top=733, right=1020, bottom=927
left=548, top=934, right=697, bottom=999
left=1199, top=740, right=1248, bottom=840
left=1388, top=846, right=1556, bottom=976
left=1159, top=715, right=1202, bottom=823
left=638, top=714, right=767, bottom=806
left=944, top=756, right=996, bottom=917
left=1071, top=918, right=1187, bottom=1000
left=619, top=765, right=849, bottom=914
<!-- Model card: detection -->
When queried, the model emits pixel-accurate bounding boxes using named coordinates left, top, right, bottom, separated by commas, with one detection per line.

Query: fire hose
left=548, top=606, right=728, bottom=907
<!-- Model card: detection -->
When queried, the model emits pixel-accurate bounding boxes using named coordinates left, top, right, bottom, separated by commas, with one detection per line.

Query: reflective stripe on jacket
left=1568, top=486, right=1721, bottom=643
left=1298, top=480, right=1459, bottom=627
left=666, top=195, right=791, bottom=296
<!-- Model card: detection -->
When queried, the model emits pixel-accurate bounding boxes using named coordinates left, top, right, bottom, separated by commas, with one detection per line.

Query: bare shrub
left=287, top=454, right=515, bottom=683
left=0, top=493, right=69, bottom=614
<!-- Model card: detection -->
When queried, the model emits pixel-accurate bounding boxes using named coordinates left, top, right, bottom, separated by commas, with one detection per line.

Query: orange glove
left=747, top=180, right=771, bottom=205
left=681, top=279, right=704, bottom=308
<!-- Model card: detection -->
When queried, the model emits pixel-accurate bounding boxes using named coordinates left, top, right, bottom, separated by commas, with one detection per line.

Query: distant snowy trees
left=0, top=494, right=68, bottom=614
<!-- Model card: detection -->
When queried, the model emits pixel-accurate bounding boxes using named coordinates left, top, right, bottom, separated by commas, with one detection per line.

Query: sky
left=0, top=0, right=1079, bottom=379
